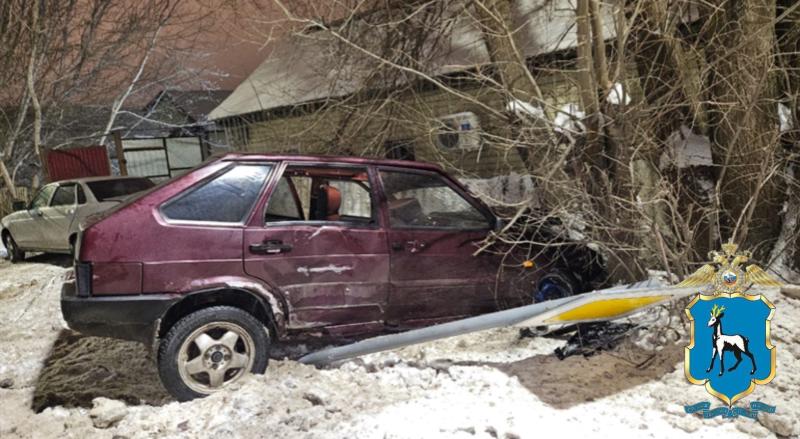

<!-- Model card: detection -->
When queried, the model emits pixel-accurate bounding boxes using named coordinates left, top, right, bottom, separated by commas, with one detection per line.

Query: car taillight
left=76, top=262, right=93, bottom=297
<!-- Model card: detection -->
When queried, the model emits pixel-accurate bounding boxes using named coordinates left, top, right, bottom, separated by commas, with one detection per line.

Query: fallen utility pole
left=299, top=279, right=699, bottom=366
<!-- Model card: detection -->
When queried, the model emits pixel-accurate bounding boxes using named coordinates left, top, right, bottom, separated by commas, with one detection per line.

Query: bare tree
left=0, top=0, right=213, bottom=200
left=228, top=0, right=800, bottom=283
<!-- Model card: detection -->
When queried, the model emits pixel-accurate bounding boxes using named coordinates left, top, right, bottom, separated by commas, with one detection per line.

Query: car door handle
left=392, top=240, right=427, bottom=253
left=250, top=240, right=292, bottom=255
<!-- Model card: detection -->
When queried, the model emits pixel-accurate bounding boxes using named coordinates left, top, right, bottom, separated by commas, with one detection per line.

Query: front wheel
left=3, top=233, right=25, bottom=263
left=534, top=270, right=580, bottom=302
left=157, top=306, right=270, bottom=401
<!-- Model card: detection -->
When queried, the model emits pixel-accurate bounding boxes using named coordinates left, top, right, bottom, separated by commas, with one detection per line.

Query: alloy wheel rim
left=177, top=321, right=255, bottom=394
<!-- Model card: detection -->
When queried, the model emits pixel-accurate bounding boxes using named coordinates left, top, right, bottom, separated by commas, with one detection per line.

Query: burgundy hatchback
left=61, top=154, right=588, bottom=400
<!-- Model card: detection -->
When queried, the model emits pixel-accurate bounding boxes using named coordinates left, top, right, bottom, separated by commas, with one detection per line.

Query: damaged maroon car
left=61, top=154, right=601, bottom=400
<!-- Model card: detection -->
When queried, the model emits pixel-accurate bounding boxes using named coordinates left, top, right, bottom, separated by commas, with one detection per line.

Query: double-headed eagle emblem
left=677, top=242, right=781, bottom=294
left=682, top=241, right=780, bottom=409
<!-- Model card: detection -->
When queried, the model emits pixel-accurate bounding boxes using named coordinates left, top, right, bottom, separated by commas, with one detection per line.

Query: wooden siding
left=223, top=70, right=584, bottom=178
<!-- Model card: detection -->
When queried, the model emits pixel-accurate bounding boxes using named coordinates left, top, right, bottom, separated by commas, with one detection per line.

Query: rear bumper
left=61, top=280, right=179, bottom=344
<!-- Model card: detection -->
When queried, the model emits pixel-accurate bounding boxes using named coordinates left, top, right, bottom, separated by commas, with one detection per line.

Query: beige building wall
left=222, top=70, right=583, bottom=179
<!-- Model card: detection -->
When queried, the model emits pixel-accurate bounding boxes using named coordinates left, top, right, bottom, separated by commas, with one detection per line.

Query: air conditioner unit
left=434, top=112, right=482, bottom=151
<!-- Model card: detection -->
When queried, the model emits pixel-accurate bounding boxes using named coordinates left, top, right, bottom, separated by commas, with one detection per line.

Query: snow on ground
left=0, top=257, right=798, bottom=438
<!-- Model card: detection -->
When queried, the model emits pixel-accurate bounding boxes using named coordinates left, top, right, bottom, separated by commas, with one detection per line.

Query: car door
left=38, top=183, right=77, bottom=251
left=13, top=184, right=57, bottom=249
left=244, top=163, right=390, bottom=337
left=378, top=167, right=501, bottom=326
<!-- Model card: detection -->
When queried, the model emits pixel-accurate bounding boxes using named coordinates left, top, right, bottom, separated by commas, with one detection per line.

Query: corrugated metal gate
left=46, top=146, right=111, bottom=182
left=121, top=137, right=205, bottom=182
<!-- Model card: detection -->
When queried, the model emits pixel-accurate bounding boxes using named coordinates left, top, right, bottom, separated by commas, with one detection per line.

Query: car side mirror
left=12, top=200, right=26, bottom=212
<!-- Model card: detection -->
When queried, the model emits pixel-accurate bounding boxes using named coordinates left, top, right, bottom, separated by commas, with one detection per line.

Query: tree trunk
left=629, top=0, right=715, bottom=265
left=26, top=0, right=43, bottom=179
left=704, top=0, right=783, bottom=259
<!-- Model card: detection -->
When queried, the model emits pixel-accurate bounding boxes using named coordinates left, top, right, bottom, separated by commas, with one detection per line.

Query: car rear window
left=88, top=178, right=155, bottom=202
left=161, top=164, right=273, bottom=224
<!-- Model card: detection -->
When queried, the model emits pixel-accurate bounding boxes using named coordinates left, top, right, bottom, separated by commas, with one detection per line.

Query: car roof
left=52, top=175, right=151, bottom=185
left=219, top=153, right=444, bottom=172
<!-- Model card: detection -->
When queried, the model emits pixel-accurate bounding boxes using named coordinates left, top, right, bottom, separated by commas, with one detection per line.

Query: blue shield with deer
left=685, top=294, right=775, bottom=405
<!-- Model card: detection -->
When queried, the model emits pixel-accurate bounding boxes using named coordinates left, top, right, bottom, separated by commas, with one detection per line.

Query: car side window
left=50, top=185, right=76, bottom=207
left=379, top=170, right=490, bottom=229
left=30, top=185, right=56, bottom=210
left=264, top=177, right=303, bottom=221
left=265, top=166, right=373, bottom=225
left=162, top=164, right=273, bottom=224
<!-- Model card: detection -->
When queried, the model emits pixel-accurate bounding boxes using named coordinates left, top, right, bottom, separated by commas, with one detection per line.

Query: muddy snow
left=1, top=258, right=798, bottom=438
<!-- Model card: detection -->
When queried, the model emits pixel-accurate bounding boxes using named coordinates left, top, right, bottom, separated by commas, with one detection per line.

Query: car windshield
left=87, top=178, right=155, bottom=202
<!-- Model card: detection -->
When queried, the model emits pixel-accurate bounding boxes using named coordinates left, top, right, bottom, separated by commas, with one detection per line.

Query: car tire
left=157, top=306, right=270, bottom=402
left=3, top=233, right=25, bottom=263
left=534, top=269, right=581, bottom=302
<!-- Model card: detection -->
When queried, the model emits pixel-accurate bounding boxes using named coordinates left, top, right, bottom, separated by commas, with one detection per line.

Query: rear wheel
left=157, top=306, right=270, bottom=401
left=3, top=233, right=25, bottom=263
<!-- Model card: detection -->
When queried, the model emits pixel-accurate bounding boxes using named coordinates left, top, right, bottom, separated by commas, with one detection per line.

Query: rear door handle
left=250, top=240, right=292, bottom=254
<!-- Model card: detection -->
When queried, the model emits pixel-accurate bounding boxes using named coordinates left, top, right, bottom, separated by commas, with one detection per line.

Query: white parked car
left=1, top=176, right=154, bottom=262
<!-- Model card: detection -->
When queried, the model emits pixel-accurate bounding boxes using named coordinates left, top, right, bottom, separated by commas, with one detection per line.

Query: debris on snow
left=606, top=82, right=631, bottom=106
left=302, top=390, right=327, bottom=406
left=660, top=125, right=713, bottom=169
left=553, top=103, right=586, bottom=134
left=553, top=322, right=637, bottom=360
left=778, top=103, right=793, bottom=133
left=89, top=398, right=128, bottom=429
left=506, top=99, right=545, bottom=120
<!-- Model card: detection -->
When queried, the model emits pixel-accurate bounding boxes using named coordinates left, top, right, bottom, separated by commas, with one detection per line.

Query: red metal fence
left=46, top=146, right=111, bottom=182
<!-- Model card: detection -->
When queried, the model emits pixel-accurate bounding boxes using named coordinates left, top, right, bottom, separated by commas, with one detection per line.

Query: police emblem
left=681, top=242, right=781, bottom=415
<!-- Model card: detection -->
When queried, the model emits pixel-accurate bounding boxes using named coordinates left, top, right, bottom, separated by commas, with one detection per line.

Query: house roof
left=209, top=0, right=616, bottom=121
left=147, top=89, right=232, bottom=123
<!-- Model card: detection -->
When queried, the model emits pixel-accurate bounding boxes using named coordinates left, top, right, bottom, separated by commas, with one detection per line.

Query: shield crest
left=685, top=293, right=776, bottom=406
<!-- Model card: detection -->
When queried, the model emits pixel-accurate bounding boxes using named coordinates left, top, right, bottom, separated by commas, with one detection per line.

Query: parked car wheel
left=157, top=306, right=270, bottom=401
left=534, top=269, right=581, bottom=302
left=3, top=233, right=25, bottom=263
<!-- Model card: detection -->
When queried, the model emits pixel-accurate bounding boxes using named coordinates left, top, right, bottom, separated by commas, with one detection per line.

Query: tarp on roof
left=209, top=0, right=616, bottom=120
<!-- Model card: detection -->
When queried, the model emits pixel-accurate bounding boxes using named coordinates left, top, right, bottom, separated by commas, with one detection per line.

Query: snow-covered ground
left=1, top=258, right=798, bottom=438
